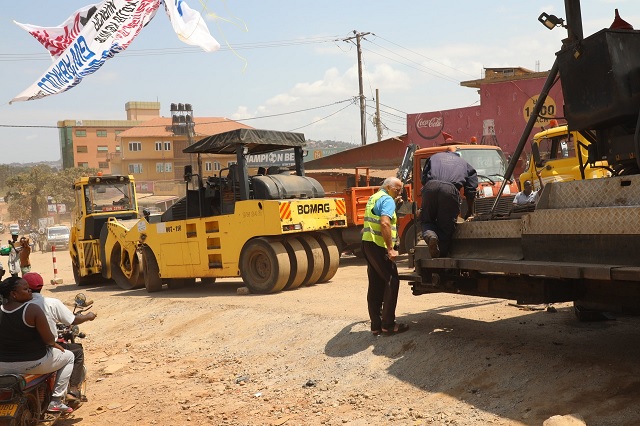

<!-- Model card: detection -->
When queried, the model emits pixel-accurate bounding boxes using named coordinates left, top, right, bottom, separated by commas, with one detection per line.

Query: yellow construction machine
left=71, top=129, right=347, bottom=294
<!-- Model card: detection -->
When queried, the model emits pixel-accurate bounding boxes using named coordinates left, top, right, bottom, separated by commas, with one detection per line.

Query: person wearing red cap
left=0, top=276, right=75, bottom=413
left=24, top=272, right=97, bottom=405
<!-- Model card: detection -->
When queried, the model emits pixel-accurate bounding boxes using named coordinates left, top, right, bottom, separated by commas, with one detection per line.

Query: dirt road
left=20, top=248, right=640, bottom=426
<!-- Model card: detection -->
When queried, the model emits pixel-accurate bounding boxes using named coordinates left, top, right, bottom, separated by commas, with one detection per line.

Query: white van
left=45, top=225, right=70, bottom=251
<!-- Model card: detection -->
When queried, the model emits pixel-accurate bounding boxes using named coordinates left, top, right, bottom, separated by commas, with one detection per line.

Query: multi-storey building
left=110, top=113, right=251, bottom=192
left=57, top=101, right=161, bottom=171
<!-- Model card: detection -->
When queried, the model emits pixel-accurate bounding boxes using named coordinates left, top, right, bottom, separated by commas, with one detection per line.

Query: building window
left=214, top=162, right=221, bottom=171
left=128, top=163, right=143, bottom=174
left=97, top=146, right=108, bottom=152
left=76, top=145, right=88, bottom=153
left=115, top=130, right=123, bottom=135
left=155, top=142, right=162, bottom=151
left=77, top=162, right=89, bottom=168
left=156, top=163, right=174, bottom=173
left=75, top=130, right=86, bottom=137
left=129, top=142, right=141, bottom=152
left=96, top=130, right=107, bottom=137
left=115, top=145, right=121, bottom=152
left=164, top=141, right=171, bottom=151
left=205, top=162, right=212, bottom=171
left=98, top=162, right=109, bottom=169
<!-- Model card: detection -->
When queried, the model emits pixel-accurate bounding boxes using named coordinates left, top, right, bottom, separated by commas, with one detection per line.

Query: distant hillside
left=305, top=140, right=359, bottom=151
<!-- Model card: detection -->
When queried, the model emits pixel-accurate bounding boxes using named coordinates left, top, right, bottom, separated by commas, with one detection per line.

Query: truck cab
left=70, top=174, right=139, bottom=286
left=519, top=124, right=610, bottom=189
left=412, top=144, right=519, bottom=217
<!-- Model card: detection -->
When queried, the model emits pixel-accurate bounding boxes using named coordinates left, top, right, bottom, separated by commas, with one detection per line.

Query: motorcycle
left=56, top=294, right=92, bottom=408
left=0, top=294, right=92, bottom=425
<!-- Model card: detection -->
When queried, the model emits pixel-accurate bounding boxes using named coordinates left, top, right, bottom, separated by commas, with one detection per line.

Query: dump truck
left=327, top=142, right=520, bottom=255
left=519, top=123, right=610, bottom=189
left=71, top=129, right=348, bottom=294
left=405, top=2, right=640, bottom=317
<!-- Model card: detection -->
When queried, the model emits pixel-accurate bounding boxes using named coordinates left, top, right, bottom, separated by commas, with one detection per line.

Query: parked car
left=45, top=225, right=70, bottom=251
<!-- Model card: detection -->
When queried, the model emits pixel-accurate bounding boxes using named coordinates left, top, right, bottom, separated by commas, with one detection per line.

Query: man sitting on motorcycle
left=24, top=272, right=97, bottom=405
left=0, top=276, right=75, bottom=413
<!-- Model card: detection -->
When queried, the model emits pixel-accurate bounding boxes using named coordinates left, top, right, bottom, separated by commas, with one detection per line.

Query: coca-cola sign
left=414, top=112, right=444, bottom=140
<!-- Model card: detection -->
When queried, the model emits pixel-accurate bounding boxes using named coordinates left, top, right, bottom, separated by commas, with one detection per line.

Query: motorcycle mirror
left=75, top=293, right=87, bottom=307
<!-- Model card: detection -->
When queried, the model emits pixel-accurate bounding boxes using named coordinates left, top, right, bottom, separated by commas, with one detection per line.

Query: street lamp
left=538, top=12, right=565, bottom=30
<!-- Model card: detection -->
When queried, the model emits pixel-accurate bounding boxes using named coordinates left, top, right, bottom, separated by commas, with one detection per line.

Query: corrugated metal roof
left=305, top=168, right=397, bottom=179
left=184, top=129, right=306, bottom=155
left=137, top=194, right=180, bottom=205
left=117, top=117, right=252, bottom=138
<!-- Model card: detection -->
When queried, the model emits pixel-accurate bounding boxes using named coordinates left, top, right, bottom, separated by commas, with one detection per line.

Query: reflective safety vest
left=362, top=189, right=397, bottom=249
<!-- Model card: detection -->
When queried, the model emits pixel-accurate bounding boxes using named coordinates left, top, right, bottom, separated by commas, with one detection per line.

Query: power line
left=0, top=35, right=342, bottom=62
left=366, top=39, right=462, bottom=84
left=0, top=98, right=356, bottom=130
left=287, top=100, right=356, bottom=132
left=373, top=34, right=477, bottom=80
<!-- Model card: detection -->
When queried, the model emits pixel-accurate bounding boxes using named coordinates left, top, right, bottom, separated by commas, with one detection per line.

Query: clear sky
left=0, top=1, right=638, bottom=164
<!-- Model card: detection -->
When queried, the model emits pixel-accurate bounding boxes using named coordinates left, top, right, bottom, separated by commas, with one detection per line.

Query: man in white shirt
left=24, top=272, right=97, bottom=403
left=514, top=170, right=545, bottom=206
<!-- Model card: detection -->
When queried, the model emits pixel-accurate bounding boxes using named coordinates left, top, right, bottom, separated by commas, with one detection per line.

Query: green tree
left=6, top=165, right=54, bottom=223
left=45, top=167, right=100, bottom=208
left=5, top=166, right=99, bottom=224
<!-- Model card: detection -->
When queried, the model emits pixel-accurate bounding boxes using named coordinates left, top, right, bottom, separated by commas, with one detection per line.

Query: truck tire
left=142, top=246, right=163, bottom=293
left=401, top=223, right=418, bottom=255
left=282, top=237, right=308, bottom=290
left=240, top=238, right=290, bottom=294
left=296, top=234, right=324, bottom=286
left=110, top=245, right=144, bottom=290
left=72, top=260, right=102, bottom=286
left=314, top=233, right=340, bottom=283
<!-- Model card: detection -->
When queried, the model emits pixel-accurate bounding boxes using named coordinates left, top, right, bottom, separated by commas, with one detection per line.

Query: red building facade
left=407, top=67, right=566, bottom=174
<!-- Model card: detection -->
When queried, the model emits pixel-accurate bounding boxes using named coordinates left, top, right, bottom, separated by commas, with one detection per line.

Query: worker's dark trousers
left=60, top=342, right=84, bottom=388
left=420, top=180, right=461, bottom=256
left=361, top=240, right=400, bottom=331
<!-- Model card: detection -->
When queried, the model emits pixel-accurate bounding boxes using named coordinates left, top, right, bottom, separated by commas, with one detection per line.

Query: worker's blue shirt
left=421, top=151, right=478, bottom=198
left=373, top=189, right=396, bottom=218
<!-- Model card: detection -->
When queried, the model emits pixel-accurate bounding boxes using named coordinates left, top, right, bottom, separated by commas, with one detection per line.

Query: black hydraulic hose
left=634, top=107, right=640, bottom=171
left=489, top=58, right=560, bottom=217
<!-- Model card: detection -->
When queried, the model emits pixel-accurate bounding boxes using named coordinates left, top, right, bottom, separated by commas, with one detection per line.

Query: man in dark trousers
left=420, top=147, right=478, bottom=258
left=361, top=177, right=409, bottom=336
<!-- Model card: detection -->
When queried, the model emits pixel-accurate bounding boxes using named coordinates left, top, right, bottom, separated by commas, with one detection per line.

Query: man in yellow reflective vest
left=361, top=177, right=409, bottom=336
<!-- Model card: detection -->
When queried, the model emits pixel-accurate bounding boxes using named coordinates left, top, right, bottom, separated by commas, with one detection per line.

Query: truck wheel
left=72, top=260, right=101, bottom=286
left=401, top=223, right=418, bottom=255
left=314, top=233, right=340, bottom=283
left=282, top=237, right=309, bottom=290
left=296, top=234, right=324, bottom=286
left=110, top=246, right=144, bottom=290
left=142, top=247, right=162, bottom=293
left=240, top=238, right=290, bottom=294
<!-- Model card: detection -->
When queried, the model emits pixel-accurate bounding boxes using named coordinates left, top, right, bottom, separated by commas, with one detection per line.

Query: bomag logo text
left=297, top=203, right=331, bottom=214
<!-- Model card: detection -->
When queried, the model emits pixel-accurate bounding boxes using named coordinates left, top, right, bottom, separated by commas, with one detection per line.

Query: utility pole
left=343, top=30, right=370, bottom=146
left=375, top=89, right=383, bottom=142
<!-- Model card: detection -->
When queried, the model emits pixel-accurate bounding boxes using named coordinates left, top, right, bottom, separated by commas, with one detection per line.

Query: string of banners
left=11, top=0, right=220, bottom=103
